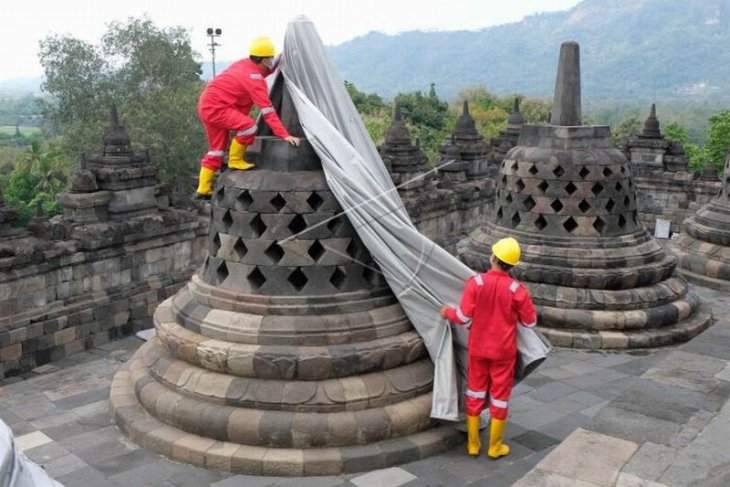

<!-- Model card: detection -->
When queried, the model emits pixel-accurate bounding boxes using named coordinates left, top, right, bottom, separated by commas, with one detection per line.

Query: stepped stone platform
left=108, top=79, right=460, bottom=475
left=670, top=155, right=730, bottom=291
left=458, top=42, right=712, bottom=349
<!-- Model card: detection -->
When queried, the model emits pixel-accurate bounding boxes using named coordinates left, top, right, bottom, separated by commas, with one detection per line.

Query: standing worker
left=440, top=237, right=537, bottom=459
left=195, top=36, right=301, bottom=199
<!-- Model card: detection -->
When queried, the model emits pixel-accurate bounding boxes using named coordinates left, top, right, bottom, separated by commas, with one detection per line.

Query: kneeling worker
left=195, top=36, right=301, bottom=199
left=440, top=237, right=537, bottom=459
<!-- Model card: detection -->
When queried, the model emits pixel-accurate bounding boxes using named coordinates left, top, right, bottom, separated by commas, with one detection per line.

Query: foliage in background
left=1, top=141, right=69, bottom=225
left=39, top=17, right=206, bottom=191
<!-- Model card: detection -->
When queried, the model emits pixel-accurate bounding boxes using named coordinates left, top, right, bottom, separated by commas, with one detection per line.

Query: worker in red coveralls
left=440, top=237, right=537, bottom=459
left=195, top=36, right=301, bottom=199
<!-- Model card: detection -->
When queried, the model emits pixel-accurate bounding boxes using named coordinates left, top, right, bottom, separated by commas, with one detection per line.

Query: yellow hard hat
left=250, top=37, right=275, bottom=57
left=492, top=237, right=521, bottom=266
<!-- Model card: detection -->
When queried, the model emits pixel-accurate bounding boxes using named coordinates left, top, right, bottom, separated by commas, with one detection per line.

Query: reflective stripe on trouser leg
left=201, top=123, right=229, bottom=171
left=466, top=355, right=491, bottom=416
left=234, top=124, right=257, bottom=145
left=487, top=356, right=517, bottom=421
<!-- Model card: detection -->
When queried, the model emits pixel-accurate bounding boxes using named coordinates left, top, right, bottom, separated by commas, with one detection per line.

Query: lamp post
left=206, top=27, right=222, bottom=77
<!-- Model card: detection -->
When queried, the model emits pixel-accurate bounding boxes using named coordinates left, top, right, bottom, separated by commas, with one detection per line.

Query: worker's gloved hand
left=439, top=306, right=449, bottom=319
left=285, top=135, right=301, bottom=146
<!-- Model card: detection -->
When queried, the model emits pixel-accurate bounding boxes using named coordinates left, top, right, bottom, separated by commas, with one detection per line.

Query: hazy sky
left=1, top=0, right=582, bottom=80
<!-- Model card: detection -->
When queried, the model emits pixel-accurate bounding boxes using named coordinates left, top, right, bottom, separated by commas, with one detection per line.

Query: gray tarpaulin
left=278, top=16, right=550, bottom=421
left=1, top=419, right=63, bottom=487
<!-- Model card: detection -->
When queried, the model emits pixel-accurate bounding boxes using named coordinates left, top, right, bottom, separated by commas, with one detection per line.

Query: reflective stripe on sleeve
left=236, top=126, right=257, bottom=136
left=456, top=307, right=471, bottom=324
left=249, top=73, right=263, bottom=79
left=466, top=389, right=487, bottom=399
left=509, top=281, right=519, bottom=292
left=206, top=150, right=225, bottom=157
left=474, top=274, right=484, bottom=286
left=260, top=107, right=275, bottom=115
left=490, top=397, right=508, bottom=409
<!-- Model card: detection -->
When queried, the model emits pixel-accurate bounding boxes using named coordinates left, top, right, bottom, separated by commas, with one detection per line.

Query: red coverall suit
left=444, top=270, right=537, bottom=420
left=197, top=58, right=290, bottom=171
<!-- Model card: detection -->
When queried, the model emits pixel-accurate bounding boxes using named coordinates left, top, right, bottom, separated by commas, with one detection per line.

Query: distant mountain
left=328, top=0, right=730, bottom=100
left=0, top=77, right=43, bottom=97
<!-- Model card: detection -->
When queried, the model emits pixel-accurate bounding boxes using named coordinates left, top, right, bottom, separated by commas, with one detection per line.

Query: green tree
left=611, top=117, right=642, bottom=147
left=345, top=81, right=386, bottom=115
left=39, top=17, right=206, bottom=189
left=705, top=111, right=730, bottom=171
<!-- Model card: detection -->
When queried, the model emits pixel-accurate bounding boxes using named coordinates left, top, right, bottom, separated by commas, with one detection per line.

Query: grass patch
left=0, top=126, right=41, bottom=136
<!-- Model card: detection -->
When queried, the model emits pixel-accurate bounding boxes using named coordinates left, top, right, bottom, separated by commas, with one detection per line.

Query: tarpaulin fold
left=278, top=16, right=550, bottom=421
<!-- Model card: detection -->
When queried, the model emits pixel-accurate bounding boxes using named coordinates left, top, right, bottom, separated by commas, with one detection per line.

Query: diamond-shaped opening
left=327, top=216, right=343, bottom=235
left=511, top=161, right=519, bottom=171
left=362, top=266, right=380, bottom=286
left=506, top=193, right=513, bottom=204
left=233, top=237, right=248, bottom=260
left=501, top=175, right=508, bottom=186
left=237, top=190, right=253, bottom=209
left=288, top=214, right=307, bottom=235
left=553, top=166, right=565, bottom=177
left=565, top=182, right=577, bottom=195
left=215, top=187, right=225, bottom=203
left=618, top=214, right=627, bottom=229
left=515, top=179, right=525, bottom=192
left=270, top=193, right=286, bottom=212
left=524, top=195, right=536, bottom=211
left=579, top=167, right=590, bottom=179
left=615, top=182, right=623, bottom=192
left=620, top=166, right=626, bottom=174
left=216, top=261, right=229, bottom=285
left=330, top=267, right=346, bottom=289
left=535, top=214, right=547, bottom=231
left=624, top=196, right=631, bottom=207
left=529, top=164, right=538, bottom=175
left=222, top=210, right=233, bottom=230
left=591, top=182, right=604, bottom=195
left=264, top=241, right=285, bottom=264
left=308, top=240, right=325, bottom=262
left=603, top=167, right=613, bottom=177
left=511, top=212, right=522, bottom=228
left=288, top=267, right=308, bottom=292
left=211, top=233, right=221, bottom=256
left=551, top=199, right=564, bottom=213
left=250, top=214, right=267, bottom=237
left=497, top=206, right=504, bottom=220
left=563, top=217, right=578, bottom=233
left=537, top=180, right=549, bottom=193
left=632, top=210, right=638, bottom=224
left=307, top=192, right=324, bottom=211
left=593, top=216, right=606, bottom=234
left=346, top=239, right=358, bottom=258
left=606, top=199, right=616, bottom=212
left=579, top=199, right=591, bottom=213
left=247, top=266, right=266, bottom=289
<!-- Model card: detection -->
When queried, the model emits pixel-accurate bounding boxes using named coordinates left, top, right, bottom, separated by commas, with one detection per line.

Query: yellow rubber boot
left=487, top=418, right=510, bottom=459
left=195, top=167, right=216, bottom=198
left=466, top=415, right=481, bottom=456
left=228, top=139, right=255, bottom=170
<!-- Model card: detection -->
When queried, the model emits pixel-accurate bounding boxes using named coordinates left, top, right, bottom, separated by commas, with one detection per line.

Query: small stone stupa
left=670, top=154, right=730, bottom=290
left=379, top=104, right=429, bottom=191
left=458, top=42, right=712, bottom=349
left=109, top=77, right=459, bottom=476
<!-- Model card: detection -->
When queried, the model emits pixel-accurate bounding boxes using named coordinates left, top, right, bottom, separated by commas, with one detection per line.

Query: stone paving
left=2, top=284, right=729, bottom=486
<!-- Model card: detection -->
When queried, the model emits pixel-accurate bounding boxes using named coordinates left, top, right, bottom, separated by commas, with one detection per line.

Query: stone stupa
left=109, top=76, right=460, bottom=476
left=458, top=42, right=712, bottom=349
left=670, top=154, right=730, bottom=290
